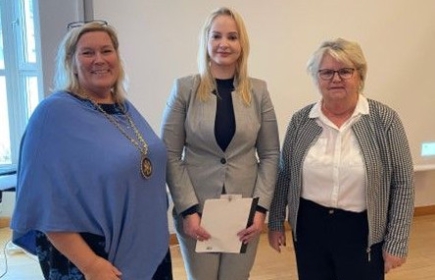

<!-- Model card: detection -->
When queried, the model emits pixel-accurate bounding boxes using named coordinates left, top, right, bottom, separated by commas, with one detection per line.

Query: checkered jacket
left=268, top=99, right=415, bottom=257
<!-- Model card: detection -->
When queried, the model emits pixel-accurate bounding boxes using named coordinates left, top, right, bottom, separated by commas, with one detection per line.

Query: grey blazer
left=162, top=74, right=280, bottom=215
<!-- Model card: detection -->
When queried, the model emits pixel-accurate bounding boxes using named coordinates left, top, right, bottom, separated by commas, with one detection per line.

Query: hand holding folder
left=195, top=195, right=259, bottom=254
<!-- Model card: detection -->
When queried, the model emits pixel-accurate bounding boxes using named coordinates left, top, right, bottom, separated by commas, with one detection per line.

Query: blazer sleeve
left=251, top=79, right=280, bottom=210
left=268, top=118, right=293, bottom=231
left=383, top=110, right=415, bottom=257
left=161, top=76, right=198, bottom=215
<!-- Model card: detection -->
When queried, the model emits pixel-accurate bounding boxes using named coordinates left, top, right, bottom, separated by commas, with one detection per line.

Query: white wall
left=4, top=1, right=434, bottom=231
left=91, top=0, right=435, bottom=233
left=38, top=0, right=87, bottom=94
left=92, top=0, right=435, bottom=167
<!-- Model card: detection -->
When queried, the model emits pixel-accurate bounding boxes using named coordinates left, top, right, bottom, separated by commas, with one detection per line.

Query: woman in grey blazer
left=161, top=7, right=279, bottom=280
left=268, top=38, right=414, bottom=280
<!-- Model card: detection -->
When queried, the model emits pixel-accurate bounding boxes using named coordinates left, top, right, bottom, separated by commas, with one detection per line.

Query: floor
left=0, top=236, right=43, bottom=279
left=0, top=214, right=434, bottom=279
left=0, top=229, right=294, bottom=280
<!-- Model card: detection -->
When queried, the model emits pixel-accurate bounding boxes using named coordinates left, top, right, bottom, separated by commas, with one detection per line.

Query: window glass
left=0, top=77, right=11, bottom=164
left=0, top=14, right=4, bottom=69
left=22, top=0, right=36, bottom=63
left=0, top=10, right=10, bottom=164
left=25, top=76, right=39, bottom=117
left=0, top=0, right=41, bottom=166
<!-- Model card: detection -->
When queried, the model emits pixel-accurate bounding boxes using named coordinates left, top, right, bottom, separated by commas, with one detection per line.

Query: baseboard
left=413, top=205, right=435, bottom=216
left=0, top=217, right=10, bottom=228
left=3, top=204, right=434, bottom=245
left=170, top=232, right=178, bottom=246
left=169, top=205, right=435, bottom=246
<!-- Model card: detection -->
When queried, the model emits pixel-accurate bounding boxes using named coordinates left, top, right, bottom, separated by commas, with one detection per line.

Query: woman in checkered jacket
left=268, top=38, right=414, bottom=280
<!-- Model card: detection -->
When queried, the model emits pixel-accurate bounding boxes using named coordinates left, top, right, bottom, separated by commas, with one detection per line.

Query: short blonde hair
left=307, top=38, right=368, bottom=93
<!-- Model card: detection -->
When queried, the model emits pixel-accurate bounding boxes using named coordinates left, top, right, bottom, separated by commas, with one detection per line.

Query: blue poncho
left=11, top=91, right=169, bottom=279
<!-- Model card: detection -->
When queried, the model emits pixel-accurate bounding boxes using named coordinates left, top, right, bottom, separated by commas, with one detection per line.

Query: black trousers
left=293, top=198, right=384, bottom=280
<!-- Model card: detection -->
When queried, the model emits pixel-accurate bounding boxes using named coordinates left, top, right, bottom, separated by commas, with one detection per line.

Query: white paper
left=195, top=195, right=256, bottom=253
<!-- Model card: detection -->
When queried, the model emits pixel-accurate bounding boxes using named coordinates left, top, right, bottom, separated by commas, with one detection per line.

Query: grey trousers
left=174, top=215, right=260, bottom=280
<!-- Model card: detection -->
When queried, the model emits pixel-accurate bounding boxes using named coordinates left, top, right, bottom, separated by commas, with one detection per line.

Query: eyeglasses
left=318, top=68, right=355, bottom=80
left=67, top=20, right=108, bottom=30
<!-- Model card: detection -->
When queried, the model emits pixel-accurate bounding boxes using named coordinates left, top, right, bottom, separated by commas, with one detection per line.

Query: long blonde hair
left=197, top=7, right=251, bottom=105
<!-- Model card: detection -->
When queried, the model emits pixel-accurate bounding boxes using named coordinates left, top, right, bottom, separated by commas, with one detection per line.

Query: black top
left=214, top=78, right=235, bottom=152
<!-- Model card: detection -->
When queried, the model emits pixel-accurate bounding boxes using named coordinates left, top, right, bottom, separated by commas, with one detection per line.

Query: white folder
left=195, top=195, right=258, bottom=254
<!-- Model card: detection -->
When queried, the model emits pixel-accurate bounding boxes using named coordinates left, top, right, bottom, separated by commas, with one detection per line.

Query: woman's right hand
left=46, top=232, right=122, bottom=280
left=183, top=213, right=211, bottom=241
left=83, top=256, right=122, bottom=280
left=268, top=230, right=286, bottom=253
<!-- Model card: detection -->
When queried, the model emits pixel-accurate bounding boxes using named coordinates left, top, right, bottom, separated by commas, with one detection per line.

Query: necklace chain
left=88, top=99, right=149, bottom=156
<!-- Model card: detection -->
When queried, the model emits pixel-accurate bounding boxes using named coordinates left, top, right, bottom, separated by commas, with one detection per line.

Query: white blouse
left=302, top=95, right=369, bottom=212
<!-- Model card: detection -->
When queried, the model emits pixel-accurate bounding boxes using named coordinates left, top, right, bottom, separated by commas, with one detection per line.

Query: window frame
left=0, top=0, right=43, bottom=168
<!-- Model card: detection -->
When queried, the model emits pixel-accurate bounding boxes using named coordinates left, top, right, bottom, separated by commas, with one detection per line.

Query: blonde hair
left=54, top=21, right=128, bottom=103
left=197, top=7, right=251, bottom=105
left=307, top=38, right=368, bottom=93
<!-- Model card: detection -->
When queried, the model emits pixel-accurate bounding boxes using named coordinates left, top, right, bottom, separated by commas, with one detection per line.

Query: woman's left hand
left=383, top=251, right=406, bottom=273
left=237, top=211, right=266, bottom=244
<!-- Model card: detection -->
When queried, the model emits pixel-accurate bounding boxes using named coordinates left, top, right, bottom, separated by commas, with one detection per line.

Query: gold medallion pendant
left=87, top=98, right=153, bottom=180
left=141, top=157, right=153, bottom=179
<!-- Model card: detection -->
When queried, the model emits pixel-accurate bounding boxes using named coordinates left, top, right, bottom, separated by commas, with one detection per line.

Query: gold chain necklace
left=88, top=98, right=153, bottom=179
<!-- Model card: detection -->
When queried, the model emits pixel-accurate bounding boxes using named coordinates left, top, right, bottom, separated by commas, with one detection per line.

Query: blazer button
left=220, top=158, right=226, bottom=164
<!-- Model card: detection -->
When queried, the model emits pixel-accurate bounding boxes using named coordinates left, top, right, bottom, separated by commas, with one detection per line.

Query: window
left=0, top=0, right=42, bottom=169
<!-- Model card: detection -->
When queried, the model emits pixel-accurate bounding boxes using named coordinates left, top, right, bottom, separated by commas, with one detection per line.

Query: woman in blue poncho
left=11, top=21, right=172, bottom=280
